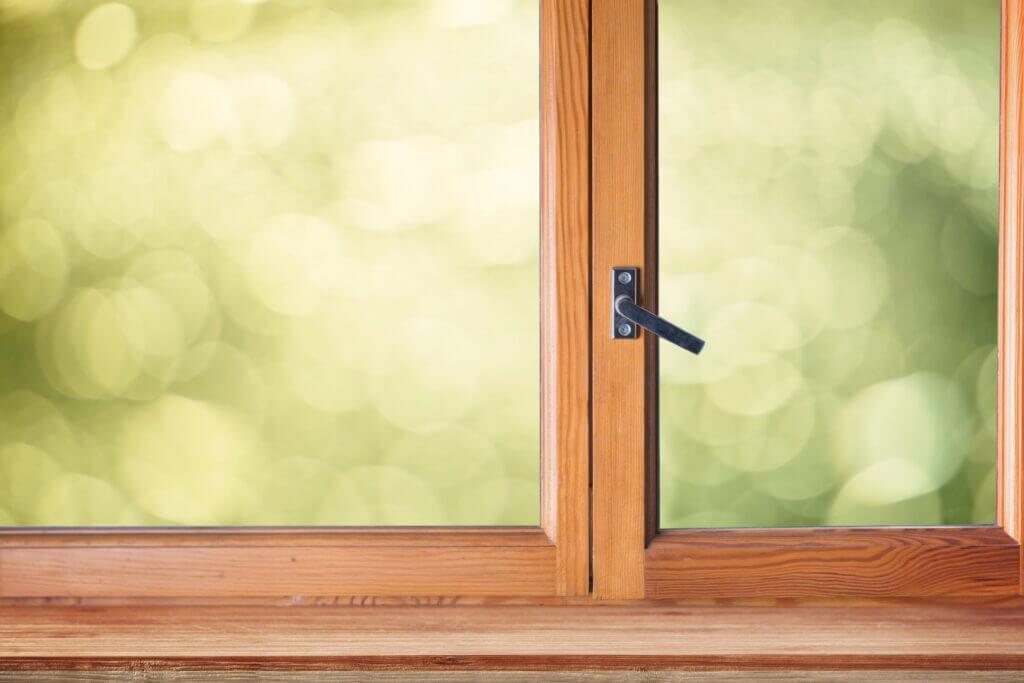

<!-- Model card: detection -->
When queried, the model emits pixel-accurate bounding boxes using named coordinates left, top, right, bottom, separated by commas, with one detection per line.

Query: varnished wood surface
left=3, top=604, right=1024, bottom=669
left=539, top=0, right=591, bottom=597
left=3, top=673, right=1024, bottom=682
left=1000, top=0, right=1024, bottom=551
left=0, top=528, right=551, bottom=548
left=646, top=528, right=1021, bottom=599
left=0, top=545, right=555, bottom=598
left=591, top=0, right=652, bottom=601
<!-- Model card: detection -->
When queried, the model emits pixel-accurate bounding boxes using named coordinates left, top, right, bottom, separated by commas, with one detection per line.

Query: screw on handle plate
left=611, top=267, right=705, bottom=355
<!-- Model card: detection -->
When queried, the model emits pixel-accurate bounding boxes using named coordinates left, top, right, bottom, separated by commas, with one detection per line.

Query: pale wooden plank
left=3, top=604, right=1024, bottom=667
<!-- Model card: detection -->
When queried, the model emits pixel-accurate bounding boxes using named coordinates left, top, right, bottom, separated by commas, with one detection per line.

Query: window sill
left=3, top=602, right=1024, bottom=672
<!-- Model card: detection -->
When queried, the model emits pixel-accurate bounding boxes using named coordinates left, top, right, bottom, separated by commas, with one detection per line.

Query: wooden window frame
left=0, top=0, right=591, bottom=602
left=8, top=0, right=1024, bottom=672
left=591, top=0, right=1024, bottom=600
left=1, top=0, right=1021, bottom=608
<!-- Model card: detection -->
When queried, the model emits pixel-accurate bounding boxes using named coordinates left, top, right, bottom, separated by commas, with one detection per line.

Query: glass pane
left=0, top=1, right=539, bottom=526
left=659, top=0, right=999, bottom=527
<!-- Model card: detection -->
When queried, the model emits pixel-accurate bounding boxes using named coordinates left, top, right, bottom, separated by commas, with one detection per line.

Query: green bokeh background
left=0, top=0, right=540, bottom=526
left=659, top=0, right=1000, bottom=527
left=0, top=0, right=1002, bottom=529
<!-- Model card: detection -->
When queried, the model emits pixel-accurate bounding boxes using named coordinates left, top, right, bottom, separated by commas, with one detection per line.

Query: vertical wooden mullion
left=591, top=0, right=655, bottom=600
left=999, top=0, right=1024, bottom=593
left=540, top=0, right=591, bottom=596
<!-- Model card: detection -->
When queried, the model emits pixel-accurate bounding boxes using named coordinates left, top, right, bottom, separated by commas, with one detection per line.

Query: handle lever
left=612, top=267, right=705, bottom=355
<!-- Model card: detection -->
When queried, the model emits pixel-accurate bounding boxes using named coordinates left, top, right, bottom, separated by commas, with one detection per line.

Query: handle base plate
left=612, top=267, right=639, bottom=339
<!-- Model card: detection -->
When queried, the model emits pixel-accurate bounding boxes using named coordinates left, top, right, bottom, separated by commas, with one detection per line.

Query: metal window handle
left=612, top=267, right=705, bottom=355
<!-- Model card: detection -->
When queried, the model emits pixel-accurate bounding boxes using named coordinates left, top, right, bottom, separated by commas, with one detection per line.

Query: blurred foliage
left=0, top=0, right=1002, bottom=530
left=0, top=0, right=539, bottom=526
left=659, top=0, right=1000, bottom=527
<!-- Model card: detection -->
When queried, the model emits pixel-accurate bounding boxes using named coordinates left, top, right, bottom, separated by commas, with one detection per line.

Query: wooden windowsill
left=3, top=602, right=1024, bottom=671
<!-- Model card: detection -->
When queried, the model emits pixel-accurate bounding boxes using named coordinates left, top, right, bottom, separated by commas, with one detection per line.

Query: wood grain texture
left=4, top=604, right=1024, bottom=669
left=2, top=672, right=1024, bottom=682
left=0, top=545, right=555, bottom=598
left=591, top=0, right=653, bottom=600
left=7, top=595, right=1024, bottom=608
left=1001, top=0, right=1024, bottom=557
left=0, top=528, right=552, bottom=548
left=645, top=528, right=1020, bottom=599
left=540, top=0, right=591, bottom=597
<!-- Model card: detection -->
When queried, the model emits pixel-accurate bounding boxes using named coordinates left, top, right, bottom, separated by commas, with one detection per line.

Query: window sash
left=0, top=0, right=591, bottom=601
left=590, top=0, right=1024, bottom=600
